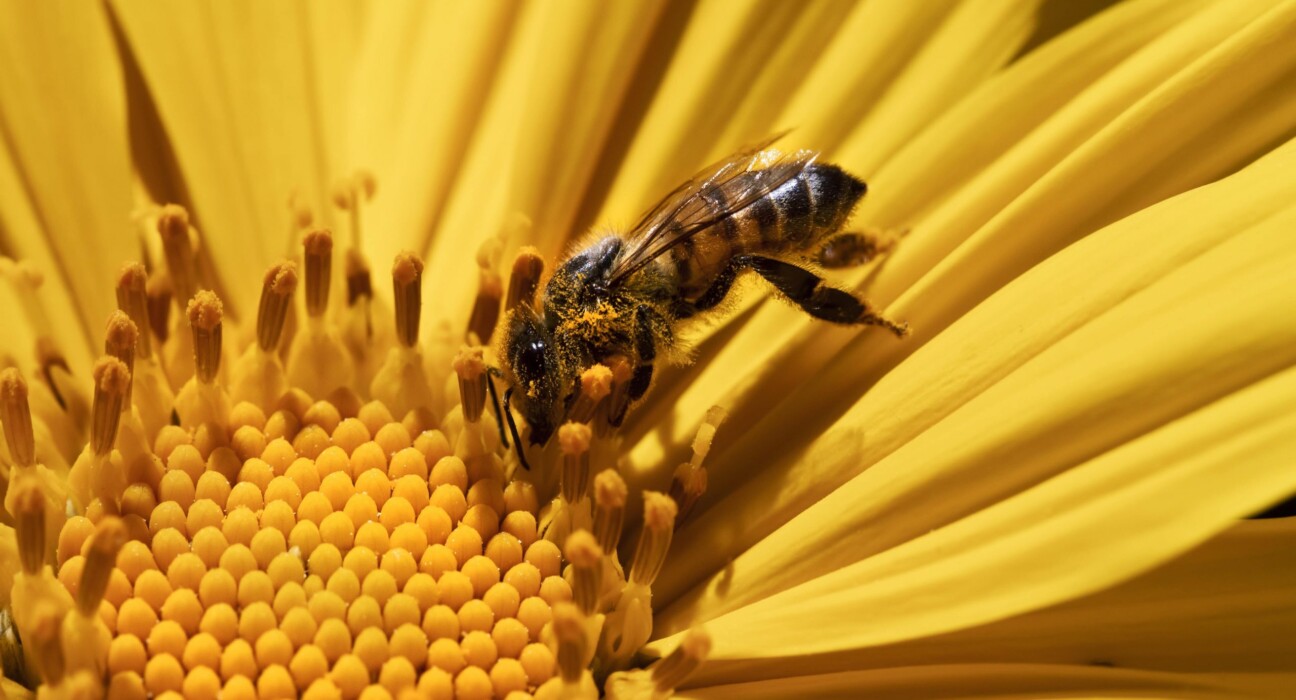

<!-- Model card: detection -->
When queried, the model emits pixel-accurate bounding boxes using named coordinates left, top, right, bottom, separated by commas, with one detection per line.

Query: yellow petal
left=0, top=0, right=134, bottom=364
left=679, top=518, right=1295, bottom=685
left=349, top=1, right=515, bottom=277
left=677, top=665, right=1295, bottom=700
left=833, top=0, right=1041, bottom=175
left=107, top=0, right=366, bottom=314
left=427, top=0, right=668, bottom=330
left=655, top=137, right=1296, bottom=620
left=654, top=355, right=1296, bottom=661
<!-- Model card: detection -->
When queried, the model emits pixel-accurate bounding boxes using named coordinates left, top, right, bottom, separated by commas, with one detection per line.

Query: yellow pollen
left=187, top=290, right=224, bottom=384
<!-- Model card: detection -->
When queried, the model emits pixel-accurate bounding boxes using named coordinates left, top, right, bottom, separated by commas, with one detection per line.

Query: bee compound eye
left=516, top=336, right=548, bottom=377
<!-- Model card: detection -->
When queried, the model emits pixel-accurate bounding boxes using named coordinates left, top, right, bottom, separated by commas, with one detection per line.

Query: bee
left=496, top=137, right=906, bottom=455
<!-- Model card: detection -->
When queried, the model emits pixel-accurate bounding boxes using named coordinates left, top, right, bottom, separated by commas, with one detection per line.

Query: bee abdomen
left=674, top=162, right=867, bottom=293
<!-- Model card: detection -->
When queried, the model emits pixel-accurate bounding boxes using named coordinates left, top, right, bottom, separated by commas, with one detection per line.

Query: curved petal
left=107, top=0, right=366, bottom=314
left=654, top=360, right=1296, bottom=660
left=0, top=0, right=134, bottom=366
left=678, top=665, right=1295, bottom=700
left=681, top=518, right=1296, bottom=685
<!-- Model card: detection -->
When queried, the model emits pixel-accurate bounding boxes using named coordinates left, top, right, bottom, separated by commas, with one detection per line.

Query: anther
left=454, top=346, right=487, bottom=423
left=558, top=422, right=592, bottom=504
left=257, top=262, right=299, bottom=352
left=146, top=270, right=172, bottom=344
left=187, top=291, right=224, bottom=384
left=157, top=204, right=198, bottom=308
left=116, top=262, right=152, bottom=358
left=564, top=530, right=602, bottom=616
left=506, top=247, right=544, bottom=312
left=392, top=251, right=424, bottom=348
left=598, top=356, right=635, bottom=435
left=303, top=229, right=334, bottom=317
left=551, top=602, right=588, bottom=685
left=90, top=357, right=131, bottom=455
left=467, top=238, right=503, bottom=344
left=13, top=478, right=46, bottom=574
left=567, top=365, right=613, bottom=425
left=105, top=311, right=139, bottom=402
left=628, top=492, right=676, bottom=587
left=592, top=470, right=627, bottom=555
left=346, top=248, right=373, bottom=307
left=650, top=627, right=711, bottom=694
left=79, top=516, right=128, bottom=616
left=1, top=367, right=35, bottom=466
left=669, top=406, right=725, bottom=524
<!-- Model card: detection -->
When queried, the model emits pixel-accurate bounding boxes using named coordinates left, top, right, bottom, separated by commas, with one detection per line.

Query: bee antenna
left=485, top=367, right=509, bottom=449
left=502, top=387, right=531, bottom=471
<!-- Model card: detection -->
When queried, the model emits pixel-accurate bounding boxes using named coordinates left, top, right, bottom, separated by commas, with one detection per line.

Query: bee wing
left=607, top=140, right=818, bottom=287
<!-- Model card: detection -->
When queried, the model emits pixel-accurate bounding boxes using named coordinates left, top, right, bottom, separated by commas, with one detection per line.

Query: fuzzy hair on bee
left=495, top=135, right=907, bottom=454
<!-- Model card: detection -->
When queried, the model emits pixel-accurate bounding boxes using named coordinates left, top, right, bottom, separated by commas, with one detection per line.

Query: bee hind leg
left=745, top=256, right=908, bottom=336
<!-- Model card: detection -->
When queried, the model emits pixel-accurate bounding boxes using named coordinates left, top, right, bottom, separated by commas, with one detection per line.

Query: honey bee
left=496, top=137, right=906, bottom=455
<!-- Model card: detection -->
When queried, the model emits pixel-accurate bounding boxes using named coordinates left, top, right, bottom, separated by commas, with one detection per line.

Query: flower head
left=2, top=1, right=1295, bottom=699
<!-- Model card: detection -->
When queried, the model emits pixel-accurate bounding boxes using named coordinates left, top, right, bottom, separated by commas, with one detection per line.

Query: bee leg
left=608, top=308, right=658, bottom=428
left=745, top=255, right=909, bottom=336
left=485, top=367, right=510, bottom=449
left=816, top=228, right=905, bottom=269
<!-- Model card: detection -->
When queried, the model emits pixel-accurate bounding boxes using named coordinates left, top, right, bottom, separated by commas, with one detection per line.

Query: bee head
left=503, top=307, right=563, bottom=446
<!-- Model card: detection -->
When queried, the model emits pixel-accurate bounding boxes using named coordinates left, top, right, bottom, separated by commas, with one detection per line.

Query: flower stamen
left=186, top=291, right=223, bottom=385
left=256, top=261, right=298, bottom=352
left=392, top=251, right=424, bottom=348
left=157, top=205, right=197, bottom=310
left=559, top=422, right=593, bottom=504
left=506, top=246, right=545, bottom=312
left=568, top=365, right=613, bottom=425
left=592, top=470, right=629, bottom=564
left=13, top=478, right=46, bottom=574
left=89, top=357, right=130, bottom=456
left=455, top=346, right=488, bottom=423
left=1, top=367, right=35, bottom=466
left=649, top=628, right=711, bottom=695
left=467, top=238, right=503, bottom=344
left=565, top=530, right=602, bottom=616
left=115, top=263, right=152, bottom=359
left=629, top=492, right=676, bottom=587
left=104, top=311, right=138, bottom=400
left=670, top=405, right=725, bottom=525
left=303, top=229, right=334, bottom=318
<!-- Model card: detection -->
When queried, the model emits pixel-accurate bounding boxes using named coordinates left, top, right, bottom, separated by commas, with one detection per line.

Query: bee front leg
left=628, top=306, right=658, bottom=402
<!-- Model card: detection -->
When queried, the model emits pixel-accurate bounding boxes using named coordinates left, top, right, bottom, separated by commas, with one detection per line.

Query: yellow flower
left=2, top=1, right=1295, bottom=698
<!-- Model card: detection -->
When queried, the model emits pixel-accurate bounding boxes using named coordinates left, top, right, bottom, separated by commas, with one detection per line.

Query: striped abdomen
left=670, top=163, right=866, bottom=296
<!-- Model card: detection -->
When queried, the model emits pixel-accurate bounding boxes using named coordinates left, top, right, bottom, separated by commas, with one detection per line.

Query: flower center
left=4, top=200, right=719, bottom=699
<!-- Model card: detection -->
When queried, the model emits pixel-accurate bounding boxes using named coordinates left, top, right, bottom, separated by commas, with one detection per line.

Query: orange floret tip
left=186, top=290, right=224, bottom=330
left=642, top=491, right=678, bottom=531
left=93, top=356, right=132, bottom=396
left=563, top=530, right=601, bottom=569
